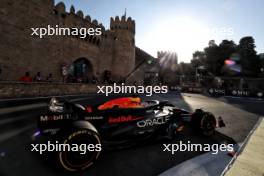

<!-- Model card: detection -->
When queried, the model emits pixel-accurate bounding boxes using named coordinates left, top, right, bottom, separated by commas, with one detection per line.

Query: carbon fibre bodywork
left=37, top=97, right=191, bottom=147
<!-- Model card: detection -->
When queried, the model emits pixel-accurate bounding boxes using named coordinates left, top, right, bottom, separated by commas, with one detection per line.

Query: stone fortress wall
left=0, top=0, right=136, bottom=82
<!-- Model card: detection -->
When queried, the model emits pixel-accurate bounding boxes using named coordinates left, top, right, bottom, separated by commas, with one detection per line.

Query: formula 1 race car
left=35, top=96, right=219, bottom=171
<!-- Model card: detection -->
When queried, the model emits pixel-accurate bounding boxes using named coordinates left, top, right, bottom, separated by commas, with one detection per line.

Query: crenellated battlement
left=0, top=0, right=136, bottom=82
left=110, top=15, right=135, bottom=34
left=51, top=1, right=136, bottom=39
left=53, top=2, right=106, bottom=32
left=50, top=1, right=109, bottom=47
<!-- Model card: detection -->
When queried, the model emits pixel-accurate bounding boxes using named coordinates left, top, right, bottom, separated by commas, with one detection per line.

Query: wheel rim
left=59, top=130, right=101, bottom=171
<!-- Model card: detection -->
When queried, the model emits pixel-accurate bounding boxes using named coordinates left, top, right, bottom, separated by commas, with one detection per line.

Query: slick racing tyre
left=57, top=121, right=101, bottom=172
left=200, top=112, right=216, bottom=136
left=190, top=109, right=216, bottom=136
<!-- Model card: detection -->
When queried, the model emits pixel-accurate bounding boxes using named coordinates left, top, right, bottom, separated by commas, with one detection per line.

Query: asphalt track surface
left=0, top=92, right=263, bottom=176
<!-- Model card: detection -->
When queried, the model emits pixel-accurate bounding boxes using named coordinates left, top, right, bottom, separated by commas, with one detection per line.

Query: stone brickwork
left=0, top=82, right=97, bottom=98
left=0, top=0, right=135, bottom=82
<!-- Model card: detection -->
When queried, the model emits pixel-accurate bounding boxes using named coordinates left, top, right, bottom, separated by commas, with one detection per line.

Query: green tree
left=238, top=36, right=261, bottom=76
left=191, top=51, right=206, bottom=67
left=218, top=40, right=237, bottom=75
left=204, top=42, right=221, bottom=75
left=219, top=40, right=237, bottom=61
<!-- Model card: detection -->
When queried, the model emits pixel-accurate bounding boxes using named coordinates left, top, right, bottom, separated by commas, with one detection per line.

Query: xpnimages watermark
left=97, top=83, right=168, bottom=96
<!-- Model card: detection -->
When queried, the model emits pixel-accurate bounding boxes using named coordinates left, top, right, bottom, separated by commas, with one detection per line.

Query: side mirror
left=49, top=97, right=64, bottom=112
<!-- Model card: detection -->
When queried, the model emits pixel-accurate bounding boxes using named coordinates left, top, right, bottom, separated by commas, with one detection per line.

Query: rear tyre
left=57, top=121, right=101, bottom=172
left=190, top=109, right=216, bottom=136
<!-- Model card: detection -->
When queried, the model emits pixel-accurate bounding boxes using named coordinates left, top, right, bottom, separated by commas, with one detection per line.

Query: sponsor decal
left=43, top=128, right=60, bottom=134
left=146, top=110, right=154, bottom=113
left=108, top=115, right=143, bottom=124
left=137, top=116, right=170, bottom=128
left=40, top=114, right=72, bottom=121
left=231, top=90, right=250, bottom=96
left=208, top=88, right=261, bottom=98
left=208, top=88, right=225, bottom=95
left=84, top=116, right=104, bottom=120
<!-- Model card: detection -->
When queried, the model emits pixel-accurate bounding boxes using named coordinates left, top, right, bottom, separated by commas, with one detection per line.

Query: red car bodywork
left=98, top=97, right=142, bottom=110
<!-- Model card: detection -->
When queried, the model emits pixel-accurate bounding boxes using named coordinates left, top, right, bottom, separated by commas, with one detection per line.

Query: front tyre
left=200, top=112, right=216, bottom=136
left=58, top=121, right=101, bottom=172
left=190, top=109, right=216, bottom=136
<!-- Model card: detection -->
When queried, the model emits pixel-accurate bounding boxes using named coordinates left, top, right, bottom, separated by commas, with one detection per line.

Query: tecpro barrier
left=208, top=88, right=263, bottom=98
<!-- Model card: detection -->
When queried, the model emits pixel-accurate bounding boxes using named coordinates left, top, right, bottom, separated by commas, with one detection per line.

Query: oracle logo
left=137, top=116, right=170, bottom=128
